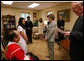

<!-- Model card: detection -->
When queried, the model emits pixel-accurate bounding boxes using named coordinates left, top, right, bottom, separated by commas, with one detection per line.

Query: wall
left=37, top=2, right=78, bottom=31
left=1, top=6, right=39, bottom=33
left=1, top=2, right=78, bottom=33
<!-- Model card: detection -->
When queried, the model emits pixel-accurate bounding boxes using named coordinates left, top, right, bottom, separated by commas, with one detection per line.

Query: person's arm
left=57, top=21, right=59, bottom=27
left=62, top=20, right=65, bottom=26
left=43, top=22, right=44, bottom=29
left=20, top=31, right=28, bottom=43
left=70, top=31, right=83, bottom=41
left=25, top=21, right=27, bottom=29
left=31, top=21, right=33, bottom=28
left=45, top=26, right=48, bottom=41
left=56, top=26, right=65, bottom=34
left=64, top=31, right=83, bottom=42
left=45, top=33, right=48, bottom=42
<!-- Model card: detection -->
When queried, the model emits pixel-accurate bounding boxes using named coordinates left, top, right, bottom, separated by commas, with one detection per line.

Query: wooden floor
left=27, top=39, right=71, bottom=60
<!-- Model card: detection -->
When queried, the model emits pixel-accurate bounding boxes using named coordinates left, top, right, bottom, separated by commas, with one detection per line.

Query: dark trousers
left=70, top=43, right=83, bottom=60
left=26, top=30, right=32, bottom=43
left=71, top=53, right=83, bottom=60
left=58, top=32, right=64, bottom=42
left=58, top=32, right=64, bottom=50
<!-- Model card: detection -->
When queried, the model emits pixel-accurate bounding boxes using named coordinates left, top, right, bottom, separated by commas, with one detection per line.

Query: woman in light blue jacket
left=45, top=14, right=56, bottom=60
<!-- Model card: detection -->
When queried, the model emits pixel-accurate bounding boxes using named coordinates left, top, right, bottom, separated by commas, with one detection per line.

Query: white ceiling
left=1, top=1, right=68, bottom=10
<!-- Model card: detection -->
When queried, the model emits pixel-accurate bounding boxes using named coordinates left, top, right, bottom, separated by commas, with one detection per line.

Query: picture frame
left=33, top=12, right=37, bottom=18
left=57, top=9, right=70, bottom=22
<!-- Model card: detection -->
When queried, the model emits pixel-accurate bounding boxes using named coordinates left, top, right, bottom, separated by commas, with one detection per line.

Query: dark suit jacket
left=69, top=14, right=83, bottom=60
left=57, top=20, right=65, bottom=40
left=25, top=20, right=33, bottom=33
left=57, top=20, right=65, bottom=30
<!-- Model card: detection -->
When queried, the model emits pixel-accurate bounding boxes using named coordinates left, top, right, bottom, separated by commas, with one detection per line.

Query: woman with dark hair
left=38, top=18, right=44, bottom=39
left=17, top=17, right=28, bottom=55
left=45, top=14, right=56, bottom=60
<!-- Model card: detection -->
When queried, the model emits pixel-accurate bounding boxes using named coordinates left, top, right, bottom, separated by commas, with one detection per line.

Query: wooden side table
left=60, top=38, right=70, bottom=51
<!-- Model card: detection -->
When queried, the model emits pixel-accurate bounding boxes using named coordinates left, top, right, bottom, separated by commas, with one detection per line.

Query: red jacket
left=4, top=42, right=30, bottom=60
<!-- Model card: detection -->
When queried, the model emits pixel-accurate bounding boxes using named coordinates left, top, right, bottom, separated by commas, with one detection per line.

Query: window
left=47, top=12, right=54, bottom=15
left=44, top=21, right=48, bottom=25
left=21, top=12, right=31, bottom=21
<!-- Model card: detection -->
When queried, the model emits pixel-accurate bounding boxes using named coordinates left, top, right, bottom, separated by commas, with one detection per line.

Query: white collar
left=7, top=42, right=18, bottom=47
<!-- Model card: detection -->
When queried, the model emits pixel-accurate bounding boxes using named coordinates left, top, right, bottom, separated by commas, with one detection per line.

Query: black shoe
left=27, top=42, right=30, bottom=44
left=46, top=56, right=50, bottom=58
left=30, top=42, right=33, bottom=44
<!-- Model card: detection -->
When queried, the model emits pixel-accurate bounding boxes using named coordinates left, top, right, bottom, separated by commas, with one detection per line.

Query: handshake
left=56, top=26, right=70, bottom=37
left=64, top=31, right=70, bottom=37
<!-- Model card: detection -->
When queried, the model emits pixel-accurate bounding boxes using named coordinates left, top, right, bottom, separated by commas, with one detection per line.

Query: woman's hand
left=20, top=31, right=28, bottom=43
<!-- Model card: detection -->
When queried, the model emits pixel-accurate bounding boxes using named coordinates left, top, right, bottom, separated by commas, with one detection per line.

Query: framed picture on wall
left=57, top=9, right=70, bottom=22
left=33, top=12, right=36, bottom=18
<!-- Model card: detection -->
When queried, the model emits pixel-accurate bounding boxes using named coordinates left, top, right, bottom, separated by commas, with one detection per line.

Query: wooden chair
left=1, top=34, right=9, bottom=60
left=1, top=35, right=8, bottom=50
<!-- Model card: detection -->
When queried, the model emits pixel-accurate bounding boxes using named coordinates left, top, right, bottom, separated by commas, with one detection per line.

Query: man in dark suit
left=25, top=16, right=33, bottom=44
left=64, top=2, right=83, bottom=60
left=57, top=14, right=65, bottom=43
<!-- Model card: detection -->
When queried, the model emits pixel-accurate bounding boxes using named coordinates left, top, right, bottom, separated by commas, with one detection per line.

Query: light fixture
left=1, top=1, right=13, bottom=5
left=28, top=3, right=40, bottom=8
